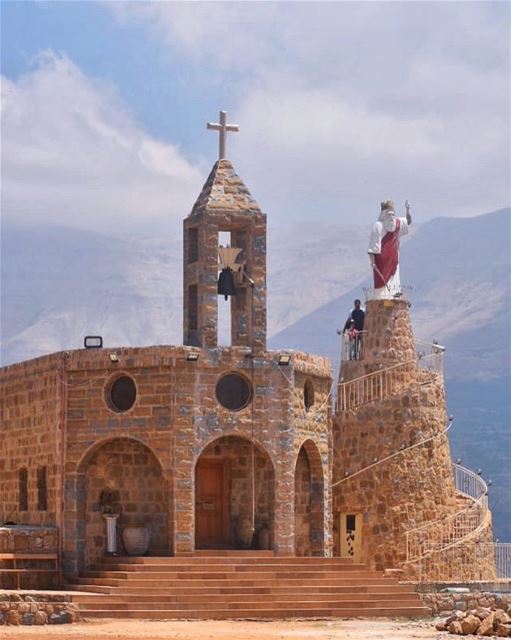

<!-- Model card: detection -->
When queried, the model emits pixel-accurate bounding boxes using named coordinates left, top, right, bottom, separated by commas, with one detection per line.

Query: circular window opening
left=216, top=373, right=252, bottom=411
left=304, top=379, right=315, bottom=411
left=108, top=375, right=137, bottom=412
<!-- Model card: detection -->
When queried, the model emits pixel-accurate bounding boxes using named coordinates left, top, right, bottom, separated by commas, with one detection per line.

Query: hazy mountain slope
left=267, top=223, right=369, bottom=335
left=2, top=209, right=509, bottom=374
left=447, top=377, right=511, bottom=542
left=270, top=208, right=511, bottom=381
left=1, top=222, right=371, bottom=364
left=1, top=226, right=183, bottom=363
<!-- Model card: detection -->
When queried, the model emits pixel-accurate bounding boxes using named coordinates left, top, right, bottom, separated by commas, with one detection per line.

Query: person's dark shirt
left=352, top=308, right=365, bottom=331
left=344, top=307, right=365, bottom=332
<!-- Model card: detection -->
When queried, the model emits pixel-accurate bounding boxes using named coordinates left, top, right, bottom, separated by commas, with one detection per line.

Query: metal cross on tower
left=207, top=110, right=239, bottom=160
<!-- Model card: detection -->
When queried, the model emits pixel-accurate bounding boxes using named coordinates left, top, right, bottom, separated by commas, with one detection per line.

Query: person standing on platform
left=343, top=300, right=365, bottom=360
left=343, top=299, right=365, bottom=333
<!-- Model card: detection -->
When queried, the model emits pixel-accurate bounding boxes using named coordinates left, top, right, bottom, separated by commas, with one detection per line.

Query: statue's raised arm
left=405, top=200, right=412, bottom=225
left=367, top=199, right=410, bottom=299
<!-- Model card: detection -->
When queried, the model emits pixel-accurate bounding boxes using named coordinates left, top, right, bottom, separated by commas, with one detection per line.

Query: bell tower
left=183, top=112, right=266, bottom=352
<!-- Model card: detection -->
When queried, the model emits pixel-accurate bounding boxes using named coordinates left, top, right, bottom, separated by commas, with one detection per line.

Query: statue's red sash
left=374, top=218, right=400, bottom=288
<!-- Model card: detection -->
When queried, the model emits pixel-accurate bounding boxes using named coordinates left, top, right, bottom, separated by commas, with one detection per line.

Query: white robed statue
left=368, top=200, right=412, bottom=299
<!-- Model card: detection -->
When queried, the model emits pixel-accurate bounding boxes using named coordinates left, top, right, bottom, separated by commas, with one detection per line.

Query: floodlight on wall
left=84, top=336, right=103, bottom=349
left=186, top=351, right=200, bottom=362
left=277, top=354, right=292, bottom=366
left=109, top=354, right=119, bottom=363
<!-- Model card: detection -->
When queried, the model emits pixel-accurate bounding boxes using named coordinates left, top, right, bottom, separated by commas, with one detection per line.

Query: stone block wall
left=0, top=592, right=81, bottom=625
left=0, top=354, right=64, bottom=528
left=183, top=159, right=267, bottom=352
left=419, top=589, right=511, bottom=615
left=45, top=343, right=332, bottom=573
left=83, top=438, right=169, bottom=568
left=62, top=346, right=175, bottom=575
left=333, top=375, right=457, bottom=570
left=292, top=353, right=333, bottom=556
left=1, top=327, right=332, bottom=575
left=333, top=298, right=494, bottom=579
left=333, top=299, right=460, bottom=571
left=0, top=526, right=58, bottom=589
left=294, top=448, right=312, bottom=556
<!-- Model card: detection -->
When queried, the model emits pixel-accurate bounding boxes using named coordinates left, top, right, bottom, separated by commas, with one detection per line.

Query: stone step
left=100, top=555, right=355, bottom=565
left=78, top=597, right=421, bottom=611
left=79, top=605, right=430, bottom=619
left=70, top=576, right=400, bottom=588
left=81, top=569, right=386, bottom=580
left=71, top=553, right=426, bottom=621
left=66, top=583, right=413, bottom=597
left=92, top=561, right=369, bottom=572
left=64, top=584, right=112, bottom=594
left=193, top=550, right=275, bottom=557
left=72, top=591, right=420, bottom=605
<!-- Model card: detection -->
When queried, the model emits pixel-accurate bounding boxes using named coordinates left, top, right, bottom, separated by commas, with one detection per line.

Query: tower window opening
left=218, top=231, right=232, bottom=346
left=19, top=468, right=28, bottom=512
left=37, top=466, right=47, bottom=511
left=304, top=379, right=315, bottom=410
left=188, top=228, right=199, bottom=264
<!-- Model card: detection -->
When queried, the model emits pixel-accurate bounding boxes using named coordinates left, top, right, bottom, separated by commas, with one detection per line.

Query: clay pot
left=122, top=525, right=150, bottom=556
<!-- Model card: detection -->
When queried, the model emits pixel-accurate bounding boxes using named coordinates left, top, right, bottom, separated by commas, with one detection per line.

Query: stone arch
left=194, top=435, right=275, bottom=550
left=74, top=437, right=169, bottom=570
left=294, top=439, right=325, bottom=556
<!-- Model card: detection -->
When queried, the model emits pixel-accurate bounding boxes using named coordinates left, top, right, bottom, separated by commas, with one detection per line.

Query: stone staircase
left=66, top=551, right=429, bottom=619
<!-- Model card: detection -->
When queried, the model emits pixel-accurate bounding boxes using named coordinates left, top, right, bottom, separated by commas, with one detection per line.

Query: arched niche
left=294, top=439, right=325, bottom=556
left=194, top=435, right=275, bottom=551
left=75, top=437, right=169, bottom=569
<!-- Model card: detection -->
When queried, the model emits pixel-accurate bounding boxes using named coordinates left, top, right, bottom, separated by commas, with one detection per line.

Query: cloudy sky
left=1, top=1, right=510, bottom=235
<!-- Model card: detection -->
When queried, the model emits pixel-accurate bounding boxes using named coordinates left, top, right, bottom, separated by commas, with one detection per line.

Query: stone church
left=0, top=118, right=495, bottom=610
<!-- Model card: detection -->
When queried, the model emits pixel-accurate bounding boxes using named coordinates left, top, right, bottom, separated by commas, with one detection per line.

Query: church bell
left=218, top=267, right=237, bottom=300
left=217, top=245, right=243, bottom=300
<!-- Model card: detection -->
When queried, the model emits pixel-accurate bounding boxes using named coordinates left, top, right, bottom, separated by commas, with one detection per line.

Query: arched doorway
left=195, top=436, right=275, bottom=550
left=77, top=438, right=168, bottom=569
left=294, top=440, right=325, bottom=556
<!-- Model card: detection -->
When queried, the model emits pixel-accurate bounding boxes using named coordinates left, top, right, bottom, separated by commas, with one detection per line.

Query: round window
left=216, top=373, right=252, bottom=411
left=108, top=375, right=137, bottom=412
left=304, top=379, right=315, bottom=410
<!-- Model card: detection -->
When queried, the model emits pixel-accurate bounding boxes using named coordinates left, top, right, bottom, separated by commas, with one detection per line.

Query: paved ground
left=2, top=618, right=447, bottom=640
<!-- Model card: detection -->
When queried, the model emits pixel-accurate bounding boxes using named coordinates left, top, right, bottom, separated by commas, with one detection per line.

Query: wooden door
left=195, top=459, right=229, bottom=548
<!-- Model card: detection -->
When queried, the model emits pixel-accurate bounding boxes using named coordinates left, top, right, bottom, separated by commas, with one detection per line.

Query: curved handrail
left=405, top=463, right=489, bottom=563
left=336, top=352, right=443, bottom=412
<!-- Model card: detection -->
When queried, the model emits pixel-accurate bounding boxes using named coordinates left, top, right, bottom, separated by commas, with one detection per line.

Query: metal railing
left=340, top=330, right=367, bottom=361
left=336, top=352, right=442, bottom=412
left=405, top=463, right=489, bottom=564
left=411, top=541, right=503, bottom=582
left=494, top=542, right=511, bottom=578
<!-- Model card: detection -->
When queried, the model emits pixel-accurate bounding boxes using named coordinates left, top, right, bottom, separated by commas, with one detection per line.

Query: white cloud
left=230, top=69, right=508, bottom=224
left=108, top=2, right=510, bottom=223
left=1, top=51, right=204, bottom=232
